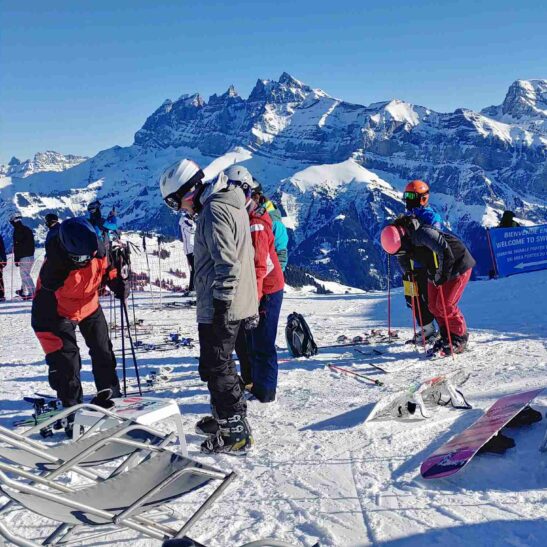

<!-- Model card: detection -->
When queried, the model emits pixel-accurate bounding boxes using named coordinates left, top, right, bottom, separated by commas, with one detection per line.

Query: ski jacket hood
left=194, top=172, right=258, bottom=323
left=249, top=207, right=284, bottom=299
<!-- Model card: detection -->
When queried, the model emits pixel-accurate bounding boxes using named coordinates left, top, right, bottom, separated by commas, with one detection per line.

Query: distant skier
left=87, top=200, right=119, bottom=245
left=243, top=172, right=285, bottom=402
left=160, top=159, right=257, bottom=454
left=250, top=180, right=289, bottom=271
left=498, top=210, right=520, bottom=228
left=45, top=213, right=60, bottom=245
left=10, top=213, right=35, bottom=299
left=31, top=217, right=126, bottom=422
left=178, top=210, right=196, bottom=294
left=0, top=233, right=6, bottom=302
left=381, top=215, right=475, bottom=355
left=402, top=180, right=443, bottom=342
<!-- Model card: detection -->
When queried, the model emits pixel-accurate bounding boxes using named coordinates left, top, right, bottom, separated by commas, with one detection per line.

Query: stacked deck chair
left=0, top=404, right=236, bottom=546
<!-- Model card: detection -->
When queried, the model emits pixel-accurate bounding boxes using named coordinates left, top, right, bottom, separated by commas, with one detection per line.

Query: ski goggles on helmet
left=404, top=191, right=420, bottom=200
left=68, top=253, right=92, bottom=265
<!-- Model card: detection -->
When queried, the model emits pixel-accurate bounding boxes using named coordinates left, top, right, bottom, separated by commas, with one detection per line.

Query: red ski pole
left=434, top=253, right=455, bottom=361
left=328, top=364, right=384, bottom=387
left=387, top=255, right=392, bottom=341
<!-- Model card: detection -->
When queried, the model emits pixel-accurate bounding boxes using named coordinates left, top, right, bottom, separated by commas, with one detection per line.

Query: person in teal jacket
left=251, top=180, right=289, bottom=271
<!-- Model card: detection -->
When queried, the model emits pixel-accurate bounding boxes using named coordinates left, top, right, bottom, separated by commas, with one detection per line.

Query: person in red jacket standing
left=31, top=217, right=128, bottom=422
left=245, top=180, right=285, bottom=403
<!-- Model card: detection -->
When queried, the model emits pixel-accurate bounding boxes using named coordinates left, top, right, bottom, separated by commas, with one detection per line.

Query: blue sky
left=1, top=0, right=546, bottom=163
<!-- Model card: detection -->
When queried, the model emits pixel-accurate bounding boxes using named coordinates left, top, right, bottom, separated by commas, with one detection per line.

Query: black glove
left=31, top=288, right=60, bottom=330
left=110, top=277, right=130, bottom=300
left=434, top=272, right=448, bottom=286
left=212, top=298, right=230, bottom=326
left=402, top=271, right=412, bottom=281
left=244, top=314, right=260, bottom=330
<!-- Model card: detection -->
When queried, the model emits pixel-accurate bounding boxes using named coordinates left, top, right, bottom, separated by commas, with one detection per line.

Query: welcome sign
left=488, top=224, right=547, bottom=277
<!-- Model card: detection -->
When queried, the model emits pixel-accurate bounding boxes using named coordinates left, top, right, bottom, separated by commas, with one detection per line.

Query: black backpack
left=285, top=312, right=318, bottom=358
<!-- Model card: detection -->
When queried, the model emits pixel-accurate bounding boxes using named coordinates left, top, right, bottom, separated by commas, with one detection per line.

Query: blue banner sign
left=488, top=224, right=547, bottom=277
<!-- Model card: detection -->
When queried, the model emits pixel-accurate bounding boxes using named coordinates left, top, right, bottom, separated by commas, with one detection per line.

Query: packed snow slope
left=0, top=271, right=546, bottom=546
left=1, top=75, right=546, bottom=289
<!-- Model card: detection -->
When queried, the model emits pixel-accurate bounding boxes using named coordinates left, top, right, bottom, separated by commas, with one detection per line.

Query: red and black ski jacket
left=32, top=235, right=118, bottom=354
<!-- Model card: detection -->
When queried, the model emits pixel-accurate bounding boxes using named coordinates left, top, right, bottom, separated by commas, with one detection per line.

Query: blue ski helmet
left=59, top=217, right=99, bottom=264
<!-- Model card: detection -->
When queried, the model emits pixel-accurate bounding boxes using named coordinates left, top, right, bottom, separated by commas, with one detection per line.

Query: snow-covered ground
left=0, top=270, right=546, bottom=546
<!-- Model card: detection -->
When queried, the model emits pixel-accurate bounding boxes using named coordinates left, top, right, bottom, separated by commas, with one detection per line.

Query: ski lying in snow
left=327, top=364, right=384, bottom=386
left=366, top=369, right=471, bottom=422
left=420, top=388, right=544, bottom=480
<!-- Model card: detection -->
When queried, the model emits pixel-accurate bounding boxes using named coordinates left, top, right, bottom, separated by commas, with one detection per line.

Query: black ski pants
left=198, top=320, right=247, bottom=420
left=186, top=253, right=195, bottom=292
left=43, top=307, right=120, bottom=407
left=404, top=267, right=435, bottom=326
left=0, top=264, right=4, bottom=299
left=235, top=324, right=252, bottom=385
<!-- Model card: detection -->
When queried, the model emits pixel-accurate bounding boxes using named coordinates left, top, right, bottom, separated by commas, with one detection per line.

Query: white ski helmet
left=159, top=159, right=204, bottom=210
left=224, top=164, right=254, bottom=193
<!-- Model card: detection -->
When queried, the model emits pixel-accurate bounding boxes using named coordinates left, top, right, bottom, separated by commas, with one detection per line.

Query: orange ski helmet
left=404, top=180, right=430, bottom=208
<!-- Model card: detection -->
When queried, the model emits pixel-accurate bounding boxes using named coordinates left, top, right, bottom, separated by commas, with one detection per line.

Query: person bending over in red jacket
left=31, top=217, right=128, bottom=422
left=381, top=215, right=475, bottom=356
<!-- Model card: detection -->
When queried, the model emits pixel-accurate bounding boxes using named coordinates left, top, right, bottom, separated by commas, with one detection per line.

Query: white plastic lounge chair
left=0, top=448, right=234, bottom=546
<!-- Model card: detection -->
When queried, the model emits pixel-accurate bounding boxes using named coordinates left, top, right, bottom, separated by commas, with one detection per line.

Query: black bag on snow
left=285, top=312, right=318, bottom=358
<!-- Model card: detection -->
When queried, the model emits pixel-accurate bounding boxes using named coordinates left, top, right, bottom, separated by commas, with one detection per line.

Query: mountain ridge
left=1, top=73, right=545, bottom=289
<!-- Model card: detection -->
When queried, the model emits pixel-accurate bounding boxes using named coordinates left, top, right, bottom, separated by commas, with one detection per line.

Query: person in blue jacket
left=250, top=180, right=289, bottom=271
left=402, top=180, right=444, bottom=343
left=87, top=200, right=118, bottom=245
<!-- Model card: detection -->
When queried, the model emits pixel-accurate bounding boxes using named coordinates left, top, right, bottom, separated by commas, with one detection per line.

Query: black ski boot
left=195, top=416, right=219, bottom=436
left=450, top=332, right=469, bottom=354
left=479, top=432, right=515, bottom=454
left=90, top=388, right=116, bottom=409
left=427, top=336, right=449, bottom=357
left=506, top=406, right=543, bottom=428
left=200, top=414, right=254, bottom=455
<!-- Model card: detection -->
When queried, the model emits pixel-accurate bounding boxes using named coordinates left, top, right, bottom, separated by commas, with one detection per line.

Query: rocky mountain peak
left=501, top=79, right=547, bottom=119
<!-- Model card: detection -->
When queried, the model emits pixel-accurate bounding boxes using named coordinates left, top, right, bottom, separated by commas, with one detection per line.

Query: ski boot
left=200, top=414, right=254, bottom=455
left=479, top=432, right=515, bottom=454
left=427, top=337, right=449, bottom=358
left=406, top=322, right=439, bottom=345
left=506, top=406, right=543, bottom=428
left=90, top=388, right=117, bottom=409
left=449, top=332, right=469, bottom=355
left=195, top=415, right=220, bottom=436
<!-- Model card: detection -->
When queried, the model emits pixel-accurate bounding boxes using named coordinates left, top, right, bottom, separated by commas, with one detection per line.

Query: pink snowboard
left=421, top=388, right=544, bottom=480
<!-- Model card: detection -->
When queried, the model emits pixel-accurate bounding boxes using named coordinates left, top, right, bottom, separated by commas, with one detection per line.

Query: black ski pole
left=120, top=298, right=127, bottom=396
left=122, top=300, right=142, bottom=395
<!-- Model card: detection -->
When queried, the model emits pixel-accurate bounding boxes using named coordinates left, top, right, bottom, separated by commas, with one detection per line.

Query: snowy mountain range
left=1, top=74, right=546, bottom=289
